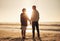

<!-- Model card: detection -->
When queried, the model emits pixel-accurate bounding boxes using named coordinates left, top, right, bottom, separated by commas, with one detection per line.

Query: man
left=31, top=5, right=40, bottom=39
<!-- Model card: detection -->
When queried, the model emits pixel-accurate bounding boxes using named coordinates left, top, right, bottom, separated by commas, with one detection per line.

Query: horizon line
left=0, top=22, right=60, bottom=26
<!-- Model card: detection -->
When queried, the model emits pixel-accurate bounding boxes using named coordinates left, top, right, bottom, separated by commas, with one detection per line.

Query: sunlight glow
left=26, top=8, right=32, bottom=19
left=27, top=26, right=32, bottom=28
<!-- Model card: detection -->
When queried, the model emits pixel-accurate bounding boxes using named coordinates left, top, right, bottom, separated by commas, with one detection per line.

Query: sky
left=0, top=0, right=60, bottom=23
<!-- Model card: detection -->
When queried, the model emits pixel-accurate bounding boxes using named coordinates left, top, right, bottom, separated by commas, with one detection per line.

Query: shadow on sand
left=0, top=35, right=41, bottom=41
left=9, top=37, right=42, bottom=41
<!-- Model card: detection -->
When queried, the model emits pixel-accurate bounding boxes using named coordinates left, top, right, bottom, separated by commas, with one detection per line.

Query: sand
left=0, top=25, right=60, bottom=41
left=0, top=30, right=60, bottom=41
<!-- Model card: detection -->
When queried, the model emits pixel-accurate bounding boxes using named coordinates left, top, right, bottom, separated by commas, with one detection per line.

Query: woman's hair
left=22, top=8, right=26, bottom=11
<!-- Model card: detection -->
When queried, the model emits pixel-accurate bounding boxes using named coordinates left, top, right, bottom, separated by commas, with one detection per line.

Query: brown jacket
left=20, top=13, right=28, bottom=26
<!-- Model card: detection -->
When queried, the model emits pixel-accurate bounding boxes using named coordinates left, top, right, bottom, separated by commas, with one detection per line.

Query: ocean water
left=0, top=25, right=60, bottom=32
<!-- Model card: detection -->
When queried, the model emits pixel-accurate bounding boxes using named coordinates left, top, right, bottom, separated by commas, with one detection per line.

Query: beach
left=0, top=25, right=60, bottom=41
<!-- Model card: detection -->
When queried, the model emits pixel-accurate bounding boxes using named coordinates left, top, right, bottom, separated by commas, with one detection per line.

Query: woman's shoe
left=23, top=37, right=25, bottom=39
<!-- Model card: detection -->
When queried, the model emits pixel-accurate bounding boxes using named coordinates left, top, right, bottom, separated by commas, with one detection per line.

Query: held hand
left=28, top=19, right=32, bottom=24
left=30, top=21, right=32, bottom=24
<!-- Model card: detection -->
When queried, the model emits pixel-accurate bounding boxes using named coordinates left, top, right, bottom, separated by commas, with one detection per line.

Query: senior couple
left=20, top=5, right=40, bottom=40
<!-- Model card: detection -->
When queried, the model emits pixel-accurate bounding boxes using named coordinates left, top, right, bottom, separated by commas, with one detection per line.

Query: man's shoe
left=38, top=37, right=42, bottom=41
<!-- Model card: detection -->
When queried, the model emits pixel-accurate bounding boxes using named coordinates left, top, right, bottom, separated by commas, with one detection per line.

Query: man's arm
left=37, top=11, right=40, bottom=20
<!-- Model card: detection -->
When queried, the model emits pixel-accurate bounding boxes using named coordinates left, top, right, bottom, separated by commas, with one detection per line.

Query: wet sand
left=0, top=25, right=60, bottom=41
left=0, top=30, right=60, bottom=41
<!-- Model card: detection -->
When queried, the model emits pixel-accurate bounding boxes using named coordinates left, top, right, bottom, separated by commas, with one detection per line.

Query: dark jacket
left=20, top=13, right=28, bottom=26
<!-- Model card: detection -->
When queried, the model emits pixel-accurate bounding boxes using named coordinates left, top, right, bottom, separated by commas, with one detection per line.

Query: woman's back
left=20, top=13, right=28, bottom=26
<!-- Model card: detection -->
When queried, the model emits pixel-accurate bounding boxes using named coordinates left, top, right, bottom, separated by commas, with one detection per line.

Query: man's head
left=22, top=8, right=26, bottom=13
left=32, top=5, right=36, bottom=10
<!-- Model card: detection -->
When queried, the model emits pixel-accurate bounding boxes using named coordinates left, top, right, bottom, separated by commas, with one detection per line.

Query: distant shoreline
left=0, top=22, right=60, bottom=26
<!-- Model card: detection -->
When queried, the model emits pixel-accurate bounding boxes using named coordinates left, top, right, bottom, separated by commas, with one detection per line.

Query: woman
left=20, top=8, right=29, bottom=39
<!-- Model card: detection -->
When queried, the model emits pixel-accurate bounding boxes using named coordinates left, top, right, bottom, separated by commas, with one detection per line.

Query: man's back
left=31, top=10, right=39, bottom=22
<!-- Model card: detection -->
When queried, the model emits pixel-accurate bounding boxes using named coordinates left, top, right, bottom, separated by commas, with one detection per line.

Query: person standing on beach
left=31, top=5, right=40, bottom=39
left=20, top=8, right=29, bottom=39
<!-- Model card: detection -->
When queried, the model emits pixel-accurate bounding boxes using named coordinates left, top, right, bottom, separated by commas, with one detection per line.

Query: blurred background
left=0, top=0, right=60, bottom=24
